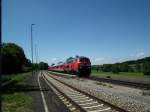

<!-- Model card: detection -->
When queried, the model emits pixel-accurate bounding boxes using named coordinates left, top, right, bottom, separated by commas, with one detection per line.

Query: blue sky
left=2, top=0, right=150, bottom=65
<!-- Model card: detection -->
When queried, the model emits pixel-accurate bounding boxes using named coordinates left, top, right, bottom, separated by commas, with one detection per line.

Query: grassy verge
left=2, top=72, right=31, bottom=82
left=2, top=72, right=33, bottom=112
left=91, top=70, right=150, bottom=83
left=2, top=93, right=33, bottom=112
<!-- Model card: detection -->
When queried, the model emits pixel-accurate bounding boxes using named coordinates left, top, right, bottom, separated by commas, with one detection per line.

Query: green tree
left=119, top=63, right=130, bottom=72
left=135, top=64, right=142, bottom=72
left=2, top=43, right=27, bottom=74
left=111, top=64, right=120, bottom=74
left=21, top=59, right=32, bottom=72
left=102, top=64, right=112, bottom=72
left=143, top=62, right=150, bottom=75
left=25, top=59, right=32, bottom=67
left=39, top=62, right=49, bottom=70
left=92, top=65, right=98, bottom=70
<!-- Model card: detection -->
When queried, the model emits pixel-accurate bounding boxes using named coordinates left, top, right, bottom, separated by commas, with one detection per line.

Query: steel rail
left=47, top=70, right=150, bottom=89
left=44, top=71, right=129, bottom=112
left=42, top=72, right=86, bottom=112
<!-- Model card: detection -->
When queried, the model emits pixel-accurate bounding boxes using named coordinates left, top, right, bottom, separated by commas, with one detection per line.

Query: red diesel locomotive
left=48, top=56, right=91, bottom=77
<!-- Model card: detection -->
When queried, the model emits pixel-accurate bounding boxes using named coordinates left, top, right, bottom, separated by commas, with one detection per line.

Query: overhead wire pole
left=36, top=47, right=39, bottom=71
left=31, top=24, right=35, bottom=76
left=35, top=44, right=38, bottom=71
left=36, top=47, right=39, bottom=64
left=37, top=47, right=39, bottom=70
left=35, top=44, right=37, bottom=64
left=37, top=47, right=39, bottom=71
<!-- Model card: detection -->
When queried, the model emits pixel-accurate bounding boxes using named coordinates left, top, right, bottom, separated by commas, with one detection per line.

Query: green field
left=91, top=70, right=150, bottom=83
left=2, top=72, right=33, bottom=112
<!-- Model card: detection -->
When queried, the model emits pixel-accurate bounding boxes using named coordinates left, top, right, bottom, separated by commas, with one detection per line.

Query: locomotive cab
left=77, top=57, right=91, bottom=77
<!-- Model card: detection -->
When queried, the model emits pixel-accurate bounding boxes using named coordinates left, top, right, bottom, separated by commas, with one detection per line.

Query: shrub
left=143, top=61, right=150, bottom=75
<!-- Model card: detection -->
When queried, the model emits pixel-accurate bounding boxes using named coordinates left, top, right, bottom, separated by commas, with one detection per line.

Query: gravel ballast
left=45, top=72, right=150, bottom=112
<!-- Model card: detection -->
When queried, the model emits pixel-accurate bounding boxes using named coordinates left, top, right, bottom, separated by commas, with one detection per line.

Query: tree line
left=92, top=57, right=150, bottom=75
left=1, top=43, right=49, bottom=74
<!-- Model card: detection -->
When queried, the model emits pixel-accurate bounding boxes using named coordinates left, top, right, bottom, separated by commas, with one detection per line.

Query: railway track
left=48, top=71, right=150, bottom=89
left=42, top=71, right=128, bottom=112
left=89, top=76, right=150, bottom=90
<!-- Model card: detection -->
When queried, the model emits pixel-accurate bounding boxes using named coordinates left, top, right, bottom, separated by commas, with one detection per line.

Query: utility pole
left=35, top=44, right=37, bottom=64
left=35, top=44, right=38, bottom=71
left=31, top=24, right=35, bottom=76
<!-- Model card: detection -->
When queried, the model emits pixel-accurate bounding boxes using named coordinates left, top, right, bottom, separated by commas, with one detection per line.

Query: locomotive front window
left=79, top=58, right=90, bottom=62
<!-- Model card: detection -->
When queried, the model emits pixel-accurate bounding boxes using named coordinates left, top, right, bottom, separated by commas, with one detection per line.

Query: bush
left=102, top=64, right=112, bottom=72
left=111, top=64, right=120, bottom=74
left=39, top=62, right=49, bottom=70
left=119, top=63, right=130, bottom=72
left=143, top=61, right=150, bottom=75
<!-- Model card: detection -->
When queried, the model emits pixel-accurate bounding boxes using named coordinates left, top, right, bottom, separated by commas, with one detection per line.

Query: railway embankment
left=46, top=71, right=150, bottom=112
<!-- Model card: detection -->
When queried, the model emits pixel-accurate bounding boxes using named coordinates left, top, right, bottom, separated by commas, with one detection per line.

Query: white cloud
left=51, top=58, right=57, bottom=62
left=136, top=52, right=145, bottom=57
left=50, top=58, right=66, bottom=65
left=91, top=57, right=106, bottom=65
left=94, top=58, right=105, bottom=61
left=91, top=57, right=125, bottom=65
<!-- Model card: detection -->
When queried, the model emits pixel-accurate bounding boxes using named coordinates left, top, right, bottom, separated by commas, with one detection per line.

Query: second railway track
left=42, top=71, right=128, bottom=112
left=48, top=71, right=150, bottom=89
left=89, top=76, right=150, bottom=90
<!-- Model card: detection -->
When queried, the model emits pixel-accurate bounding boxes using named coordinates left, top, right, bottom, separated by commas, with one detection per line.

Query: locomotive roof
left=77, top=56, right=89, bottom=59
left=50, top=56, right=90, bottom=67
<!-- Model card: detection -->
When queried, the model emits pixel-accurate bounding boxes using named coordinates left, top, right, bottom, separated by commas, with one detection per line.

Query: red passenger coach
left=48, top=56, right=91, bottom=77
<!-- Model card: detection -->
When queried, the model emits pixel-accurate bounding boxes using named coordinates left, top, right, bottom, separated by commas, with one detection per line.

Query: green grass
left=2, top=72, right=31, bottom=82
left=2, top=72, right=33, bottom=112
left=91, top=70, right=150, bottom=83
left=95, top=82, right=113, bottom=88
left=2, top=93, right=33, bottom=112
